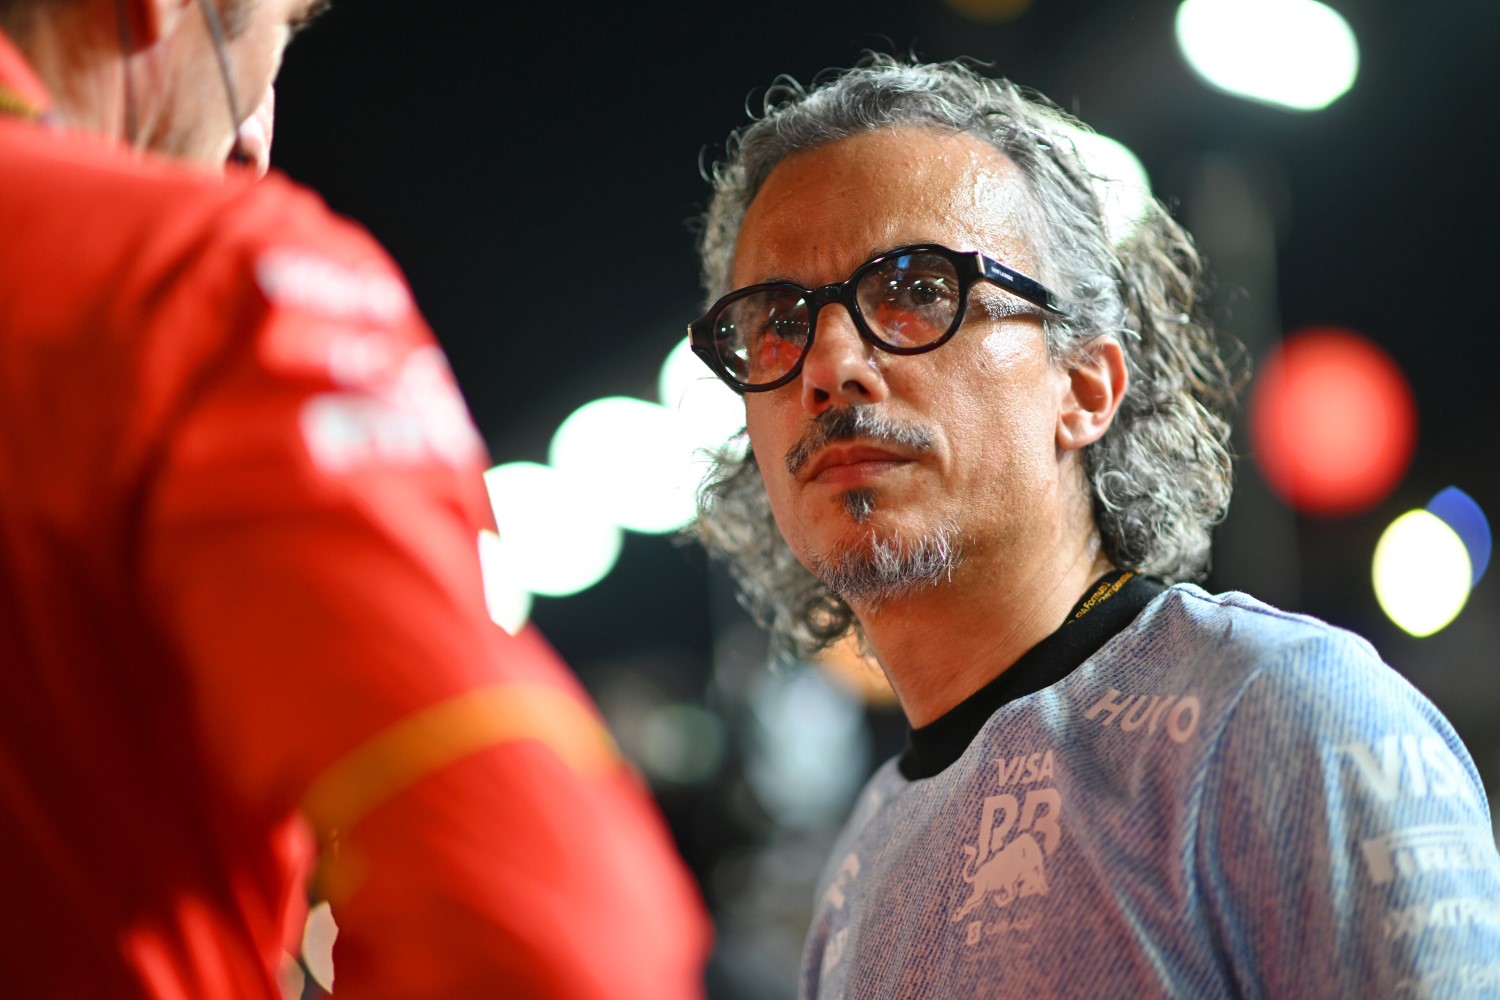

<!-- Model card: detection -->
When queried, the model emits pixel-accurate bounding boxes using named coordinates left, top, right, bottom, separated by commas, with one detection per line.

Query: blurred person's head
left=691, top=55, right=1243, bottom=654
left=0, top=0, right=325, bottom=173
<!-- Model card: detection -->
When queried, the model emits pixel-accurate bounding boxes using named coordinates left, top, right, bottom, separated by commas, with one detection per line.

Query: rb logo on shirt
left=952, top=781, right=1063, bottom=926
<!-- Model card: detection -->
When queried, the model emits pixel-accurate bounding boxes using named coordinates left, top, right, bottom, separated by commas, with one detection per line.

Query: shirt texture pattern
left=800, top=585, right=1500, bottom=999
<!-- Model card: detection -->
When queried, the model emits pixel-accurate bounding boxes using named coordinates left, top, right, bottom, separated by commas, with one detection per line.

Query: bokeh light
left=477, top=529, right=533, bottom=633
left=1062, top=126, right=1152, bottom=246
left=1373, top=510, right=1473, bottom=638
left=658, top=337, right=747, bottom=459
left=1250, top=327, right=1416, bottom=515
left=1175, top=0, right=1358, bottom=112
left=549, top=396, right=697, bottom=534
left=637, top=704, right=728, bottom=787
left=744, top=668, right=871, bottom=828
left=1427, top=486, right=1491, bottom=586
left=483, top=462, right=624, bottom=597
left=473, top=342, right=743, bottom=618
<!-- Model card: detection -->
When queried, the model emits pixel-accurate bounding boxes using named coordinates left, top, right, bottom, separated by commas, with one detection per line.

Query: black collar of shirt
left=898, top=570, right=1166, bottom=781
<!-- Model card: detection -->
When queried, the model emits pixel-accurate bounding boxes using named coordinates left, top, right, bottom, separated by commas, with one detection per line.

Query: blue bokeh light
left=1427, top=487, right=1491, bottom=585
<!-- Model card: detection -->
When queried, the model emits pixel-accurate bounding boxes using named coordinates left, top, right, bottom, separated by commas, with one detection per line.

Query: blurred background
left=270, top=1, right=1497, bottom=995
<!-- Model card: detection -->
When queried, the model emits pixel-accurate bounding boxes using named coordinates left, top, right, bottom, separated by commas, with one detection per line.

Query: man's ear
left=1057, top=336, right=1127, bottom=452
left=118, top=0, right=194, bottom=50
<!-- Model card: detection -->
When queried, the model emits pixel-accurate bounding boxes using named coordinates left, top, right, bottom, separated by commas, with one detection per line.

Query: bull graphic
left=952, top=831, right=1049, bottom=921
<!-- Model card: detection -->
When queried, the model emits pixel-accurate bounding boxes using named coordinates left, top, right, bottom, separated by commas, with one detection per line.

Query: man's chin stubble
left=808, top=512, right=964, bottom=607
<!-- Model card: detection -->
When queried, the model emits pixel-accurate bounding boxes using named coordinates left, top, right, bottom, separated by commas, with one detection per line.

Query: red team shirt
left=0, top=32, right=709, bottom=999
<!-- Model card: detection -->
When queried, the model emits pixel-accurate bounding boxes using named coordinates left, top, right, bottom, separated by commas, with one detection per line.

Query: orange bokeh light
left=1250, top=327, right=1417, bottom=515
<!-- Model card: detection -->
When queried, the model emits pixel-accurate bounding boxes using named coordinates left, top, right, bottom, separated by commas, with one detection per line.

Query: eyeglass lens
left=712, top=250, right=962, bottom=387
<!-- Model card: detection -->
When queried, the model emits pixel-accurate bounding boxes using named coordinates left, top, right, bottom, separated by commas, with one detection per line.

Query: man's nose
left=798, top=305, right=889, bottom=413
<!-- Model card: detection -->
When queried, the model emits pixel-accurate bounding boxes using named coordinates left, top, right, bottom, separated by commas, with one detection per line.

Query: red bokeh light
left=1250, top=327, right=1417, bottom=516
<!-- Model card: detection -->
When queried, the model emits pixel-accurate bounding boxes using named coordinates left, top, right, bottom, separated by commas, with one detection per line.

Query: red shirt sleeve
left=138, top=187, right=710, bottom=998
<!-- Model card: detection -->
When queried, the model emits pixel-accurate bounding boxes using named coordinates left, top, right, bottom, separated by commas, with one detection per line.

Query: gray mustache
left=785, top=406, right=935, bottom=478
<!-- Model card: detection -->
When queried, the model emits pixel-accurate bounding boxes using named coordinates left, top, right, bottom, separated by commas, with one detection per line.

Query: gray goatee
left=789, top=405, right=959, bottom=604
left=810, top=521, right=963, bottom=606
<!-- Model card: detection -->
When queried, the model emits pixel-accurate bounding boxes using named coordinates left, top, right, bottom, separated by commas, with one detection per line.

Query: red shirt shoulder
left=0, top=120, right=711, bottom=1000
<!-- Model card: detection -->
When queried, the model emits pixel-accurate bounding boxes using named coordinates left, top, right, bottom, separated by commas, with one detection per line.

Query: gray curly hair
left=693, top=54, right=1242, bottom=655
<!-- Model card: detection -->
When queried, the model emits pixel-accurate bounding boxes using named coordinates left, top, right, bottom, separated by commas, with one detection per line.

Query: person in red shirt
left=0, top=1, right=711, bottom=997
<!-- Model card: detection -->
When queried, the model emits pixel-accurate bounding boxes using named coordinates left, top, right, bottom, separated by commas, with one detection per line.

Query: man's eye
left=763, top=316, right=809, bottom=344
left=905, top=279, right=944, bottom=306
left=884, top=275, right=952, bottom=309
left=744, top=316, right=807, bottom=376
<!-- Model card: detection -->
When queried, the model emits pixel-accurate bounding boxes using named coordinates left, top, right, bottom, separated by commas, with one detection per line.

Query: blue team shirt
left=801, top=585, right=1500, bottom=998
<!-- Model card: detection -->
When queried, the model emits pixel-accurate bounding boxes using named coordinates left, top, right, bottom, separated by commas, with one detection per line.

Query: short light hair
left=693, top=54, right=1244, bottom=655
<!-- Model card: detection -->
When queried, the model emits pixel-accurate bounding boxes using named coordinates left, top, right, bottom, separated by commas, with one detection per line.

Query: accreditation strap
left=900, top=570, right=1166, bottom=780
left=301, top=682, right=622, bottom=838
left=0, top=29, right=49, bottom=122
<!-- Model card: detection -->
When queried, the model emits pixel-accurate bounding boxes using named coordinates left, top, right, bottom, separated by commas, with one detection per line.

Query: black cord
left=194, top=0, right=248, bottom=163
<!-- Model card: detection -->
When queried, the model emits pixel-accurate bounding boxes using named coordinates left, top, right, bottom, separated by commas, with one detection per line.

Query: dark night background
left=269, top=1, right=1498, bottom=993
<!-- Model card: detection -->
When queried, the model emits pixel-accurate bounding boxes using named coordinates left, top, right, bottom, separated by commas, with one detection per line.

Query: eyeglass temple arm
left=980, top=256, right=1068, bottom=317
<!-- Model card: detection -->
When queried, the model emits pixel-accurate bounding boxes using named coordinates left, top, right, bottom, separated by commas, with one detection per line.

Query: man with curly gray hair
left=689, top=55, right=1500, bottom=999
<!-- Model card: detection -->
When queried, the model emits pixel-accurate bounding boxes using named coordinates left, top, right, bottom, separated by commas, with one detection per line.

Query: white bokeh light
left=549, top=396, right=698, bottom=534
left=744, top=667, right=871, bottom=828
left=658, top=337, right=746, bottom=458
left=1063, top=127, right=1153, bottom=246
left=477, top=529, right=534, bottom=633
left=483, top=461, right=623, bottom=597
left=1372, top=510, right=1473, bottom=638
left=1176, top=0, right=1359, bottom=112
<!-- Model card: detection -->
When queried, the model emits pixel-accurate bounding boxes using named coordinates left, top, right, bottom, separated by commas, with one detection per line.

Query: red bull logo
left=952, top=784, right=1063, bottom=934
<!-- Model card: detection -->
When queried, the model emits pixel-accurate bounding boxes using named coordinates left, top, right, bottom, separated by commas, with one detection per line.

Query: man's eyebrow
left=974, top=287, right=1047, bottom=321
left=292, top=0, right=333, bottom=35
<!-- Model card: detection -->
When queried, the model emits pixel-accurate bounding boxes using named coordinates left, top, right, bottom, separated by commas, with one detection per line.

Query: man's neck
left=856, top=537, right=1116, bottom=729
left=8, top=5, right=130, bottom=141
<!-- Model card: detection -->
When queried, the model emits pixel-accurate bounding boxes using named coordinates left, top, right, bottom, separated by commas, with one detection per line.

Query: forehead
left=731, top=127, right=1037, bottom=287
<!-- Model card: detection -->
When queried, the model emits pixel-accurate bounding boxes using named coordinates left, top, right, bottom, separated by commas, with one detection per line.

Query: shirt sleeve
left=1198, top=628, right=1500, bottom=998
left=137, top=212, right=710, bottom=998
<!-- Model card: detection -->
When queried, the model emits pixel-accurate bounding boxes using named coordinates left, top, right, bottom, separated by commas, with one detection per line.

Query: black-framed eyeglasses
left=688, top=243, right=1067, bottom=393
